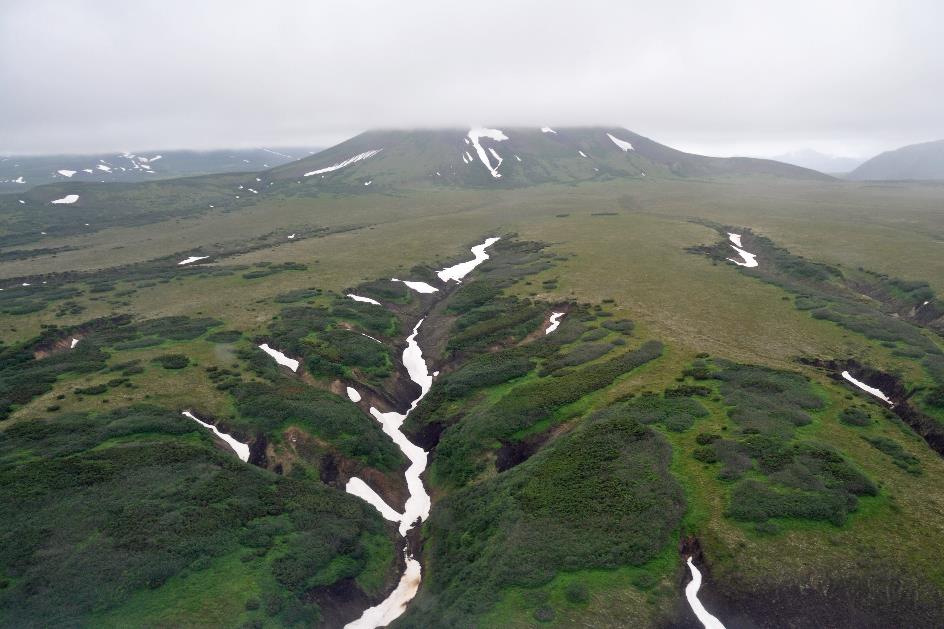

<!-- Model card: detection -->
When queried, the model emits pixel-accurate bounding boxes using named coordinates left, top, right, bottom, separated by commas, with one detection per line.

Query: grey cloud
left=1, top=0, right=941, bottom=157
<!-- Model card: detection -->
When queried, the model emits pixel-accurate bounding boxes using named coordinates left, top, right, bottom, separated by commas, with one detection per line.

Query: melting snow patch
left=178, top=256, right=209, bottom=265
left=303, top=149, right=382, bottom=177
left=347, top=293, right=382, bottom=305
left=345, top=554, right=421, bottom=629
left=727, top=233, right=743, bottom=248
left=726, top=245, right=758, bottom=268
left=258, top=343, right=300, bottom=372
left=247, top=188, right=258, bottom=194
left=57, top=169, right=76, bottom=177
left=842, top=371, right=893, bottom=405
left=541, top=126, right=557, bottom=134
left=437, top=237, right=500, bottom=282
left=345, top=478, right=401, bottom=521
left=70, top=338, right=79, bottom=349
left=685, top=558, right=726, bottom=629
left=391, top=278, right=439, bottom=294
left=578, top=150, right=588, bottom=157
left=467, top=128, right=509, bottom=178
left=18, top=200, right=25, bottom=204
left=182, top=411, right=250, bottom=462
left=288, top=233, right=296, bottom=239
left=606, top=133, right=635, bottom=152
left=51, top=194, right=79, bottom=204
left=13, top=176, right=24, bottom=184
left=514, top=154, right=522, bottom=162
left=546, top=312, right=565, bottom=334
left=364, top=180, right=372, bottom=186
left=346, top=387, right=362, bottom=403
left=97, top=164, right=111, bottom=172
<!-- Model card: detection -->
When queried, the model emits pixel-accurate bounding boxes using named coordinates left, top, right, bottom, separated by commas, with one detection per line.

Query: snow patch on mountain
left=304, top=149, right=382, bottom=177
left=467, top=128, right=509, bottom=178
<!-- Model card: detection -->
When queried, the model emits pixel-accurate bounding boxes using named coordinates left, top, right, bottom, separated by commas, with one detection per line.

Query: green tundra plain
left=2, top=129, right=944, bottom=628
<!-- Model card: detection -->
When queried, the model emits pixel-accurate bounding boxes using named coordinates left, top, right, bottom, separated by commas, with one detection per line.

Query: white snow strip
left=51, top=194, right=79, bottom=204
left=685, top=558, right=726, bottom=629
left=303, top=149, right=382, bottom=177
left=841, top=371, right=893, bottom=405
left=345, top=478, right=401, bottom=521
left=514, top=154, right=522, bottom=162
left=346, top=386, right=362, bottom=403
left=578, top=150, right=588, bottom=157
left=727, top=233, right=743, bottom=248
left=247, top=188, right=258, bottom=194
left=360, top=332, right=383, bottom=344
left=541, top=126, right=557, bottom=134
left=287, top=233, right=296, bottom=239
left=13, top=176, right=24, bottom=183
left=258, top=343, right=300, bottom=372
left=726, top=245, right=758, bottom=268
left=436, top=237, right=500, bottom=282
left=262, top=147, right=293, bottom=158
left=461, top=154, right=469, bottom=164
left=607, top=132, right=635, bottom=151
left=467, top=128, right=509, bottom=178
left=178, top=256, right=209, bottom=265
left=546, top=312, right=565, bottom=334
left=96, top=164, right=111, bottom=172
left=391, top=278, right=438, bottom=294
left=82, top=169, right=93, bottom=174
left=57, top=169, right=76, bottom=177
left=18, top=200, right=25, bottom=204
left=182, top=411, right=250, bottom=462
left=364, top=180, right=372, bottom=186
left=345, top=554, right=421, bottom=629
left=347, top=293, right=382, bottom=306
left=488, top=147, right=503, bottom=171
left=70, top=338, right=79, bottom=349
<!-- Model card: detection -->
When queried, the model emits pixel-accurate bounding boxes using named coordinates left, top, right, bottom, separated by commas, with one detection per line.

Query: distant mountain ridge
left=767, top=148, right=864, bottom=175
left=0, top=147, right=322, bottom=191
left=267, top=127, right=832, bottom=189
left=848, top=139, right=944, bottom=181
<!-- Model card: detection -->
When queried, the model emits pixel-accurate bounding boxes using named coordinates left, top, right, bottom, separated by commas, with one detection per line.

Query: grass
left=4, top=172, right=944, bottom=625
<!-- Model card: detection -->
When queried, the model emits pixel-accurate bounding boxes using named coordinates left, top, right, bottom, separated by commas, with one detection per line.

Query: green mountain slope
left=268, top=127, right=831, bottom=189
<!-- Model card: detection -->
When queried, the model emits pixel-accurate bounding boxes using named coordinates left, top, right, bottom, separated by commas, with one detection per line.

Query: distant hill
left=0, top=147, right=322, bottom=191
left=847, top=139, right=944, bottom=181
left=267, top=127, right=832, bottom=190
left=767, top=148, right=863, bottom=175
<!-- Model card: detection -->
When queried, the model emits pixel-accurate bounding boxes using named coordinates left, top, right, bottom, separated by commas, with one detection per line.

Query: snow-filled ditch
left=344, top=319, right=434, bottom=629
left=182, top=410, right=250, bottom=462
left=841, top=370, right=893, bottom=405
left=546, top=312, right=565, bottom=334
left=725, top=233, right=758, bottom=268
left=391, top=278, right=438, bottom=294
left=258, top=343, right=300, bottom=372
left=178, top=256, right=208, bottom=266
left=436, top=237, right=500, bottom=282
left=347, top=293, right=382, bottom=305
left=685, top=558, right=726, bottom=629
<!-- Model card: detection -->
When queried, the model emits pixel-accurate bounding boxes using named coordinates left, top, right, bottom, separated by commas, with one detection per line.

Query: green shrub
left=152, top=354, right=189, bottom=370
left=839, top=407, right=872, bottom=427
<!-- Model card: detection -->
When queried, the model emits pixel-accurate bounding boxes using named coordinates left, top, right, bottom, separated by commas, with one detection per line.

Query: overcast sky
left=1, top=0, right=941, bottom=158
